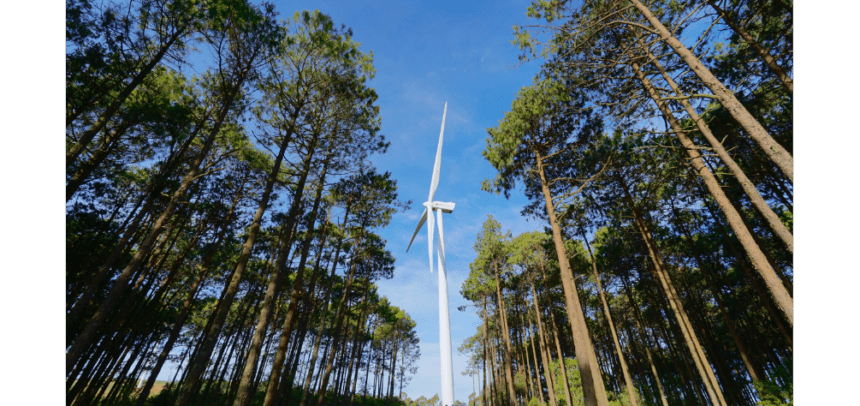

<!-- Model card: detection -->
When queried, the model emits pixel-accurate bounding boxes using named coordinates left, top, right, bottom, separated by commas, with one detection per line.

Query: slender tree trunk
left=232, top=132, right=323, bottom=406
left=171, top=102, right=296, bottom=406
left=632, top=32, right=793, bottom=254
left=627, top=0, right=794, bottom=183
left=134, top=266, right=205, bottom=405
left=529, top=283, right=557, bottom=406
left=671, top=204, right=764, bottom=383
left=350, top=312, right=372, bottom=405
left=481, top=298, right=493, bottom=406
left=491, top=267, right=519, bottom=406
left=66, top=27, right=186, bottom=167
left=694, top=182, right=793, bottom=349
left=316, top=224, right=366, bottom=406
left=538, top=273, right=574, bottom=406
left=276, top=220, right=336, bottom=406
left=628, top=54, right=793, bottom=325
left=620, top=278, right=669, bottom=406
left=706, top=0, right=793, bottom=94
left=518, top=311, right=535, bottom=401
left=387, top=341, right=399, bottom=400
left=68, top=69, right=245, bottom=374
left=617, top=176, right=727, bottom=406
left=579, top=228, right=638, bottom=405
left=265, top=202, right=350, bottom=406
left=487, top=334, right=499, bottom=406
left=526, top=317, right=544, bottom=406
left=299, top=213, right=349, bottom=406
left=345, top=286, right=371, bottom=401
left=532, top=149, right=608, bottom=406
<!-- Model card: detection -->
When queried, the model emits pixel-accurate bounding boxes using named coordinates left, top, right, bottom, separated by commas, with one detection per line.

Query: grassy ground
left=69, top=380, right=169, bottom=398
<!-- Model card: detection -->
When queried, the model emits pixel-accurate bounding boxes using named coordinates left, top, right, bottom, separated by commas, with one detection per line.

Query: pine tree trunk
left=482, top=298, right=494, bottom=406
left=617, top=176, right=727, bottom=406
left=529, top=283, right=557, bottom=406
left=491, top=267, right=519, bottom=406
left=537, top=271, right=574, bottom=406
left=345, top=286, right=371, bottom=401
left=68, top=68, right=245, bottom=375
left=706, top=0, right=793, bottom=94
left=526, top=316, right=545, bottom=406
left=579, top=228, right=638, bottom=405
left=171, top=96, right=299, bottom=406
left=66, top=27, right=186, bottom=167
left=628, top=54, right=793, bottom=326
left=298, top=227, right=349, bottom=406
left=620, top=278, right=669, bottom=406
left=632, top=32, right=793, bottom=254
left=699, top=191, right=793, bottom=348
left=232, top=135, right=325, bottom=406
left=533, top=150, right=608, bottom=406
left=627, top=0, right=794, bottom=183
left=671, top=205, right=764, bottom=383
left=134, top=266, right=206, bottom=405
left=276, top=215, right=336, bottom=406
left=518, top=311, right=536, bottom=401
left=316, top=224, right=365, bottom=406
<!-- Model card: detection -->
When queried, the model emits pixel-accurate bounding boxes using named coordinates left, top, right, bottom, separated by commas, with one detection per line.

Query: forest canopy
left=66, top=1, right=420, bottom=405
left=460, top=1, right=793, bottom=406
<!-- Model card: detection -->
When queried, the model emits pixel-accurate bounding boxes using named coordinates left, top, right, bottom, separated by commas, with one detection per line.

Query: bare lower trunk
left=134, top=267, right=206, bottom=405
left=526, top=317, right=545, bottom=405
left=492, top=268, right=519, bottom=406
left=621, top=285, right=669, bottom=406
left=579, top=229, right=638, bottom=405
left=671, top=205, right=764, bottom=383
left=529, top=283, right=556, bottom=406
left=233, top=135, right=323, bottom=406
left=539, top=275, right=574, bottom=406
left=618, top=176, right=727, bottom=406
left=533, top=150, right=608, bottom=406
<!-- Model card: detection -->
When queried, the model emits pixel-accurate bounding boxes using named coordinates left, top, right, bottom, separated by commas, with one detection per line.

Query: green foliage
left=513, top=369, right=529, bottom=394
left=482, top=78, right=568, bottom=197
left=753, top=379, right=792, bottom=406
left=549, top=358, right=584, bottom=406
left=527, top=397, right=545, bottom=406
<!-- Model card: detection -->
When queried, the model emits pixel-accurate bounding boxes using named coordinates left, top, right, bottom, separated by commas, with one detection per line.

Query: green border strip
left=0, top=1, right=64, bottom=405
left=794, top=1, right=860, bottom=405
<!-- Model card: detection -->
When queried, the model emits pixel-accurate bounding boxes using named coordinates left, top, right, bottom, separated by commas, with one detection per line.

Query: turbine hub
left=424, top=201, right=455, bottom=213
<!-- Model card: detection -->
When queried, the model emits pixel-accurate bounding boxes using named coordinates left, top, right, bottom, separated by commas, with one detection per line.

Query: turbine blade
left=406, top=207, right=428, bottom=253
left=428, top=208, right=435, bottom=273
left=429, top=102, right=447, bottom=202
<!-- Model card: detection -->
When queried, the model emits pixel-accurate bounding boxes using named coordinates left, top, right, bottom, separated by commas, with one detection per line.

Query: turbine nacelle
left=424, top=201, right=455, bottom=213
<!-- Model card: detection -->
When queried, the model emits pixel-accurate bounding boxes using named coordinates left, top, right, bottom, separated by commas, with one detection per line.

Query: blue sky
left=270, top=0, right=545, bottom=400
left=138, top=0, right=544, bottom=399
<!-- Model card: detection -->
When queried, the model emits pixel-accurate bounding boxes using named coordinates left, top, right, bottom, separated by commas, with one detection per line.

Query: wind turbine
left=407, top=102, right=455, bottom=406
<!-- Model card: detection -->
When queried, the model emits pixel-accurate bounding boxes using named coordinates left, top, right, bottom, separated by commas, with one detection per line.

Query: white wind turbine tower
left=407, top=102, right=455, bottom=406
